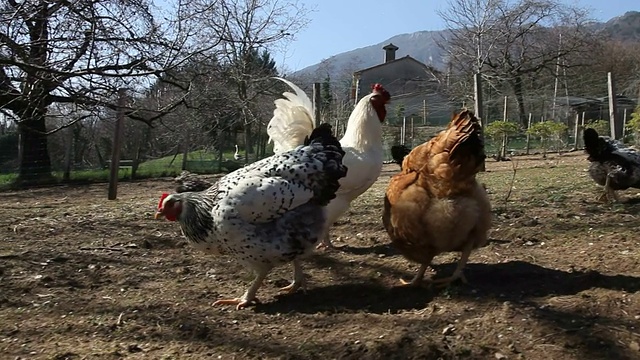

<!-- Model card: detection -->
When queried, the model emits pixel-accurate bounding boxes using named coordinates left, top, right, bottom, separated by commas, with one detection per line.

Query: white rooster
left=267, top=77, right=391, bottom=249
left=155, top=124, right=348, bottom=309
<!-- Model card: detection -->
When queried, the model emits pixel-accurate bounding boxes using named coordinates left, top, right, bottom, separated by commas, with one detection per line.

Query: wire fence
left=0, top=119, right=606, bottom=189
left=1, top=74, right=638, bottom=189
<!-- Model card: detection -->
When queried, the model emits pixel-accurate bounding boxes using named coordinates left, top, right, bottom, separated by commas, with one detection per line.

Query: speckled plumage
left=266, top=77, right=390, bottom=248
left=584, top=128, right=640, bottom=196
left=157, top=124, right=347, bottom=308
left=174, top=170, right=214, bottom=193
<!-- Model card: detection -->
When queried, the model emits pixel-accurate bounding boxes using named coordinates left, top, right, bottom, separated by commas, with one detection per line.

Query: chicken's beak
left=154, top=210, right=164, bottom=220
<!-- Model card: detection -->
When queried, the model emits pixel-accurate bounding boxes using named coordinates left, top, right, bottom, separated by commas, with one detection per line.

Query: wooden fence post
left=422, top=99, right=427, bottom=125
left=525, top=113, right=532, bottom=155
left=623, top=108, right=628, bottom=138
left=474, top=73, right=486, bottom=171
left=312, top=82, right=321, bottom=127
left=608, top=72, right=621, bottom=139
left=573, top=113, right=580, bottom=150
left=503, top=95, right=508, bottom=122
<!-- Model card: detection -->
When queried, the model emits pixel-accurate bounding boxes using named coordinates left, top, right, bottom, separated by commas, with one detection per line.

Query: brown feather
left=382, top=109, right=491, bottom=284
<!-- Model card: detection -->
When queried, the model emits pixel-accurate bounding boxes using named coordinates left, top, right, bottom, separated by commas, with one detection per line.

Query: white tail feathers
left=267, top=77, right=316, bottom=154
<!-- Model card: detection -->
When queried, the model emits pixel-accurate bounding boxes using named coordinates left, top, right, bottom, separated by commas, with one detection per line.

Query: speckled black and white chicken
left=174, top=170, right=214, bottom=193
left=584, top=127, right=640, bottom=202
left=155, top=124, right=347, bottom=309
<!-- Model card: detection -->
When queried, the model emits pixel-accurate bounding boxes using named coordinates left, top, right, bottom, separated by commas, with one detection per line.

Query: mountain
left=603, top=11, right=640, bottom=41
left=291, top=11, right=640, bottom=82
left=291, top=30, right=449, bottom=81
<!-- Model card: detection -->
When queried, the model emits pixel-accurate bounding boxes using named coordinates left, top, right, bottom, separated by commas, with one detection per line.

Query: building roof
left=353, top=55, right=440, bottom=77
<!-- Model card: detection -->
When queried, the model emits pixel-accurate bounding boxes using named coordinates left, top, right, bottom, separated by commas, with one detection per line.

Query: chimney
left=382, top=43, right=399, bottom=63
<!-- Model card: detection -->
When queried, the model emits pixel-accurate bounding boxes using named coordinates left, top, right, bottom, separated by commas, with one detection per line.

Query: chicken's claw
left=316, top=241, right=335, bottom=251
left=212, top=297, right=261, bottom=310
left=398, top=277, right=427, bottom=287
left=430, top=272, right=468, bottom=288
left=279, top=280, right=305, bottom=294
left=279, top=260, right=307, bottom=294
left=315, top=232, right=336, bottom=251
left=397, top=264, right=429, bottom=287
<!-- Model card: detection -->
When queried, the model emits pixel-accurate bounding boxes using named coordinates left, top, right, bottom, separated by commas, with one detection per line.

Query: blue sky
left=275, top=0, right=638, bottom=72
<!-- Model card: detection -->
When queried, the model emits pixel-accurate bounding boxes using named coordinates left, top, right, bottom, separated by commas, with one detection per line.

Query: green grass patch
left=0, top=149, right=245, bottom=190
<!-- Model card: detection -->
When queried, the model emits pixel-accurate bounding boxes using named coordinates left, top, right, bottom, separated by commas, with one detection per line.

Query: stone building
left=350, top=43, right=455, bottom=126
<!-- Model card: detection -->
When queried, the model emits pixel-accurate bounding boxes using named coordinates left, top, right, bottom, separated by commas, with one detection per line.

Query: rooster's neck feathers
left=341, top=93, right=383, bottom=152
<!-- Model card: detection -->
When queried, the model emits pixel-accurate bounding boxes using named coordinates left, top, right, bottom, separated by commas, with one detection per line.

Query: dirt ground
left=1, top=151, right=639, bottom=360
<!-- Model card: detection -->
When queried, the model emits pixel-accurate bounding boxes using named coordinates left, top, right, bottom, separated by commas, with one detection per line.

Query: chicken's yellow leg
left=599, top=175, right=619, bottom=203
left=213, top=270, right=268, bottom=310
left=316, top=232, right=335, bottom=250
left=399, top=264, right=429, bottom=287
left=279, top=259, right=306, bottom=293
left=430, top=244, right=473, bottom=287
left=606, top=176, right=619, bottom=202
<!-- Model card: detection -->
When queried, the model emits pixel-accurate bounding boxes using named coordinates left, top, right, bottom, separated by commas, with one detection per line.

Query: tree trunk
left=95, top=143, right=106, bottom=168
left=63, top=128, right=73, bottom=182
left=17, top=115, right=54, bottom=185
left=244, top=122, right=252, bottom=163
left=512, top=76, right=527, bottom=128
left=72, top=124, right=83, bottom=164
left=217, top=130, right=224, bottom=173
left=181, top=127, right=190, bottom=171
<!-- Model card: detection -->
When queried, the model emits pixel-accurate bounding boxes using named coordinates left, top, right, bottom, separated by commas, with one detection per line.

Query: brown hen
left=382, top=109, right=492, bottom=287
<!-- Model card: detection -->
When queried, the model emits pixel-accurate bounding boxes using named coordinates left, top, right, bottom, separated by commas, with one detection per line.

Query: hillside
left=291, top=30, right=449, bottom=80
left=292, top=11, right=640, bottom=82
left=603, top=11, right=640, bottom=41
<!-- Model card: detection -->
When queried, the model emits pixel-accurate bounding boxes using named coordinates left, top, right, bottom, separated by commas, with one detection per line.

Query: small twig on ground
left=532, top=328, right=585, bottom=343
left=504, top=159, right=519, bottom=204
left=0, top=251, right=30, bottom=259
left=29, top=260, right=49, bottom=266
left=79, top=246, right=125, bottom=252
left=116, top=312, right=124, bottom=326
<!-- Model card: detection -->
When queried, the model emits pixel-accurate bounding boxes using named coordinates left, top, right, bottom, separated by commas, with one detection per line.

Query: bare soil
left=1, top=152, right=639, bottom=360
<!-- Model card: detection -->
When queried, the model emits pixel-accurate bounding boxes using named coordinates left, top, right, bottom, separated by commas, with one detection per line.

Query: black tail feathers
left=306, top=123, right=348, bottom=206
left=305, top=122, right=343, bottom=150
left=390, top=144, right=411, bottom=165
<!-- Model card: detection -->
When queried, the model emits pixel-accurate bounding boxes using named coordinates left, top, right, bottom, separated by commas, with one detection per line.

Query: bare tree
left=193, top=0, right=310, bottom=162
left=438, top=0, right=502, bottom=74
left=567, top=40, right=640, bottom=97
left=0, top=0, right=222, bottom=184
left=439, top=0, right=595, bottom=126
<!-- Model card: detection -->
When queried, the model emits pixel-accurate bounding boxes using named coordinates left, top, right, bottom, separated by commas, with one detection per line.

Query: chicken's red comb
left=158, top=192, right=170, bottom=209
left=371, top=83, right=385, bottom=92
left=371, top=83, right=390, bottom=101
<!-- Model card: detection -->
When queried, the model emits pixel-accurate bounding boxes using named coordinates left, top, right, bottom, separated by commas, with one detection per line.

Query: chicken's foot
left=399, top=264, right=429, bottom=287
left=598, top=175, right=619, bottom=203
left=316, top=233, right=335, bottom=250
left=430, top=244, right=473, bottom=287
left=213, top=270, right=268, bottom=310
left=279, top=259, right=306, bottom=293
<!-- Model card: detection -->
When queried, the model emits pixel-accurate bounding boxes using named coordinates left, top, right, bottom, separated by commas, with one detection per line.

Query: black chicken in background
left=390, top=144, right=411, bottom=167
left=583, top=127, right=640, bottom=203
left=174, top=170, right=214, bottom=193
